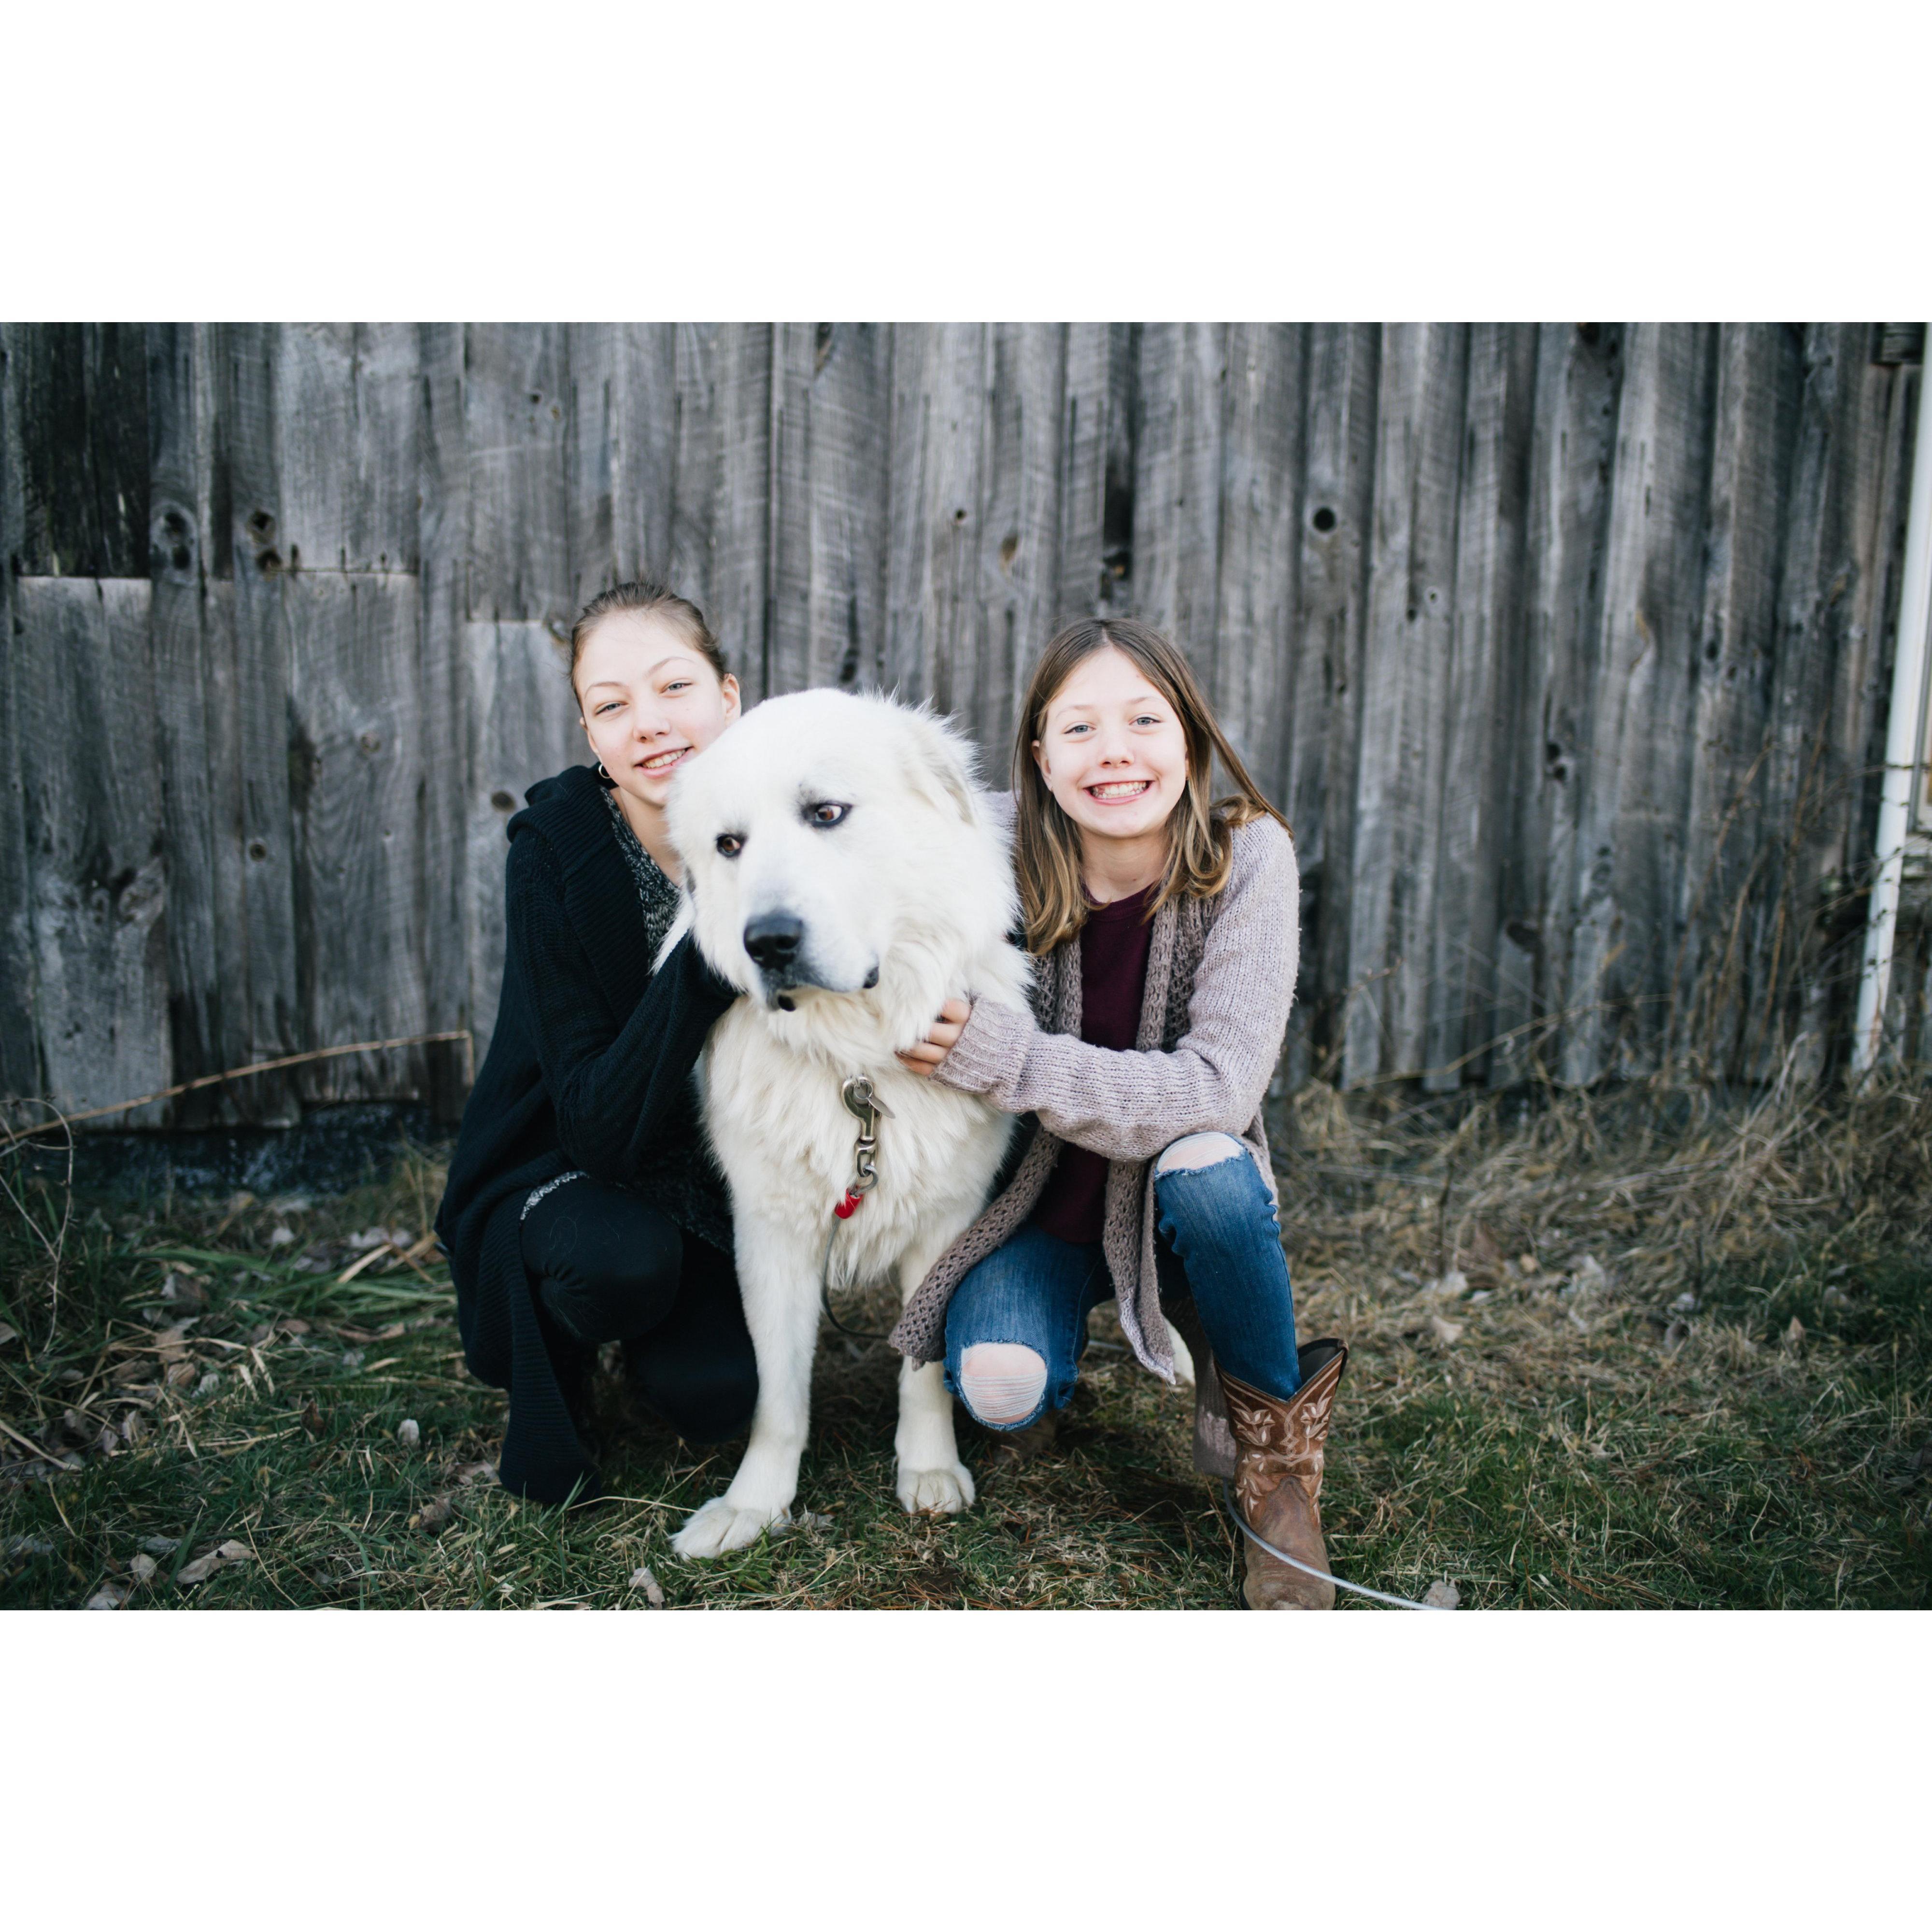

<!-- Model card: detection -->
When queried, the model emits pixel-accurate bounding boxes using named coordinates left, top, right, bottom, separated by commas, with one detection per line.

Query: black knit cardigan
left=434, top=764, right=738, bottom=1504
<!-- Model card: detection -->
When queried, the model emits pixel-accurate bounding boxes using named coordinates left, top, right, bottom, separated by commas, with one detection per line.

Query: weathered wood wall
left=1, top=323, right=1924, bottom=1130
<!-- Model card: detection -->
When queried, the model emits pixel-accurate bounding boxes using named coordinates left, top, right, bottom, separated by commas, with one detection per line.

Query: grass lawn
left=3, top=1080, right=1928, bottom=1611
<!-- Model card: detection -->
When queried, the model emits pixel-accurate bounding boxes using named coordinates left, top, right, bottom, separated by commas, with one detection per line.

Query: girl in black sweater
left=436, top=580, right=755, bottom=1505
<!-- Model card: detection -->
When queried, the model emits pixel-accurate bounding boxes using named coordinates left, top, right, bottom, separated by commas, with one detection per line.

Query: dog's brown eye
left=716, top=833, right=744, bottom=857
left=806, top=801, right=850, bottom=827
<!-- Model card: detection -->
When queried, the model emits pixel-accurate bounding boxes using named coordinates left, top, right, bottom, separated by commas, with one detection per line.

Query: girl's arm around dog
left=932, top=815, right=1298, bottom=1160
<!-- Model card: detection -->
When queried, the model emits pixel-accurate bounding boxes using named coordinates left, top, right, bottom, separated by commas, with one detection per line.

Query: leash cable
left=1218, top=1481, right=1445, bottom=1610
left=821, top=1070, right=1446, bottom=1608
left=819, top=1213, right=895, bottom=1344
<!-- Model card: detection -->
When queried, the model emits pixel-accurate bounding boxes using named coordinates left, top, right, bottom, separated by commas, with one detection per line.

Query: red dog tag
left=834, top=1190, right=864, bottom=1220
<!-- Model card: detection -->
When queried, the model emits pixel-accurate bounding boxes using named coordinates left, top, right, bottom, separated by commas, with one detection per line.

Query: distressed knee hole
left=957, top=1343, right=1047, bottom=1428
left=1155, top=1131, right=1247, bottom=1176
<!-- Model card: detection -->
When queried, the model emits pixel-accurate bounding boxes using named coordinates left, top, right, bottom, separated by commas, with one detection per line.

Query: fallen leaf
left=160, top=1271, right=208, bottom=1311
left=1672, top=1292, right=1698, bottom=1312
left=85, top=1585, right=128, bottom=1610
left=1423, top=1269, right=1468, bottom=1299
left=299, top=1398, right=323, bottom=1436
left=195, top=1372, right=222, bottom=1396
left=215, top=1540, right=252, bottom=1563
left=1663, top=1318, right=1690, bottom=1352
left=141, top=1535, right=181, bottom=1557
left=1428, top=1314, right=1464, bottom=1344
left=4, top=1535, right=55, bottom=1559
left=1786, top=1316, right=1806, bottom=1346
left=629, top=1565, right=666, bottom=1607
left=397, top=1419, right=421, bottom=1448
left=268, top=1225, right=295, bottom=1247
left=412, top=1494, right=455, bottom=1532
left=129, top=1552, right=157, bottom=1584
left=176, top=1552, right=223, bottom=1585
left=1516, top=1254, right=1537, bottom=1276
left=280, top=1318, right=311, bottom=1336
left=454, top=1461, right=498, bottom=1487
left=1423, top=1579, right=1461, bottom=1610
left=1573, top=1254, right=1609, bottom=1291
left=165, top=1362, right=196, bottom=1388
left=119, top=1412, right=146, bottom=1447
left=0, top=1324, right=18, bottom=1348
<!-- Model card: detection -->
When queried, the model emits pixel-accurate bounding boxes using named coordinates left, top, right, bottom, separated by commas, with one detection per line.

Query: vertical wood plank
left=274, top=324, right=422, bottom=573
left=1423, top=323, right=1538, bottom=1089
left=465, top=325, right=571, bottom=628
left=884, top=324, right=989, bottom=724
left=564, top=323, right=677, bottom=614
left=1492, top=324, right=1625, bottom=1087
left=1669, top=324, right=1802, bottom=1075
left=1281, top=323, right=1379, bottom=1090
left=767, top=323, right=892, bottom=699
left=711, top=326, right=773, bottom=699
left=0, top=327, right=45, bottom=1104
left=462, top=620, right=591, bottom=1066
left=146, top=322, right=230, bottom=1118
left=668, top=323, right=722, bottom=624
left=1131, top=322, right=1226, bottom=675
left=7, top=323, right=149, bottom=578
left=971, top=323, right=1065, bottom=763
left=272, top=325, right=428, bottom=1103
left=1561, top=324, right=1719, bottom=1084
left=1749, top=327, right=1916, bottom=1079
left=216, top=323, right=302, bottom=1122
left=417, top=322, right=472, bottom=1118
left=1213, top=324, right=1305, bottom=800
left=1343, top=323, right=1469, bottom=1087
left=286, top=576, right=428, bottom=1102
left=14, top=578, right=170, bottom=1120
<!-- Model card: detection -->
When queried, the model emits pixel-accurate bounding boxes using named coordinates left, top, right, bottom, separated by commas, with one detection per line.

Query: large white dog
left=662, top=688, right=1031, bottom=1558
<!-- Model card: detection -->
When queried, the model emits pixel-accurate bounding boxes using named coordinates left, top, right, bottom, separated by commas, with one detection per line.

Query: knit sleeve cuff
left=932, top=995, right=1031, bottom=1098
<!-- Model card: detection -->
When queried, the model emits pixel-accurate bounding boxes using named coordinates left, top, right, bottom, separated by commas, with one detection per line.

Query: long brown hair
left=568, top=577, right=730, bottom=703
left=1012, top=616, right=1290, bottom=954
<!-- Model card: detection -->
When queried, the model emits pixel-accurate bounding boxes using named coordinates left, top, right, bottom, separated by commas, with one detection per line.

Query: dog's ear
left=894, top=704, right=979, bottom=824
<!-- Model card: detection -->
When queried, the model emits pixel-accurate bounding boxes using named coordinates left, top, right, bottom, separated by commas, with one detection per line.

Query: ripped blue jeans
left=941, top=1133, right=1301, bottom=1431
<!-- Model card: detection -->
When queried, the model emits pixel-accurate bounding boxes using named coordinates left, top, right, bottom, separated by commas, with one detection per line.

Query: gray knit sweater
left=887, top=805, right=1300, bottom=1478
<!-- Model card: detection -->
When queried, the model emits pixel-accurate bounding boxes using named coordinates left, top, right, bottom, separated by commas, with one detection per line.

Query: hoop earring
left=595, top=760, right=617, bottom=790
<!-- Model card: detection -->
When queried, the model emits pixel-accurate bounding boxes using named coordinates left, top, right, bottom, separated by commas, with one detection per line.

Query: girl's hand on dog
left=897, top=998, right=971, bottom=1077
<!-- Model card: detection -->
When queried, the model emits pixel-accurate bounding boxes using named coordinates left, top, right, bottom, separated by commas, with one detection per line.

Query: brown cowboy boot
left=1219, top=1340, right=1348, bottom=1611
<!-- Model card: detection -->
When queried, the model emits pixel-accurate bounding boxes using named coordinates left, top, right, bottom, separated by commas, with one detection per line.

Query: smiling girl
left=891, top=616, right=1346, bottom=1610
left=436, top=580, right=755, bottom=1505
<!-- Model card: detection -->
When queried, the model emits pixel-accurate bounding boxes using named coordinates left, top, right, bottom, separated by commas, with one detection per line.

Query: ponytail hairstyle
left=1012, top=615, right=1290, bottom=955
left=567, top=576, right=730, bottom=704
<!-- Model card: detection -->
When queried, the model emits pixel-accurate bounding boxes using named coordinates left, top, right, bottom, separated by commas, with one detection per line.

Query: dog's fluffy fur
left=662, top=689, right=1031, bottom=1557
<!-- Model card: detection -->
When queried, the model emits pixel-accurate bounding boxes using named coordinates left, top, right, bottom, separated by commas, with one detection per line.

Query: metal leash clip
left=837, top=1074, right=894, bottom=1210
left=821, top=1074, right=899, bottom=1344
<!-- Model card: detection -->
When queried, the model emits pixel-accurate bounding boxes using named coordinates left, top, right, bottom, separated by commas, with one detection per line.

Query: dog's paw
left=670, top=1496, right=790, bottom=1559
left=896, top=1461, right=976, bottom=1516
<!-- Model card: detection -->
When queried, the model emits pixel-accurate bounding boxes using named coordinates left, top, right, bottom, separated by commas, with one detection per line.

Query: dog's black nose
left=743, top=912, right=805, bottom=972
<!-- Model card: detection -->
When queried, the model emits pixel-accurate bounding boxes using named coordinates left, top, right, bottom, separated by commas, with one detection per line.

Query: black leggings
left=520, top=1178, right=757, bottom=1445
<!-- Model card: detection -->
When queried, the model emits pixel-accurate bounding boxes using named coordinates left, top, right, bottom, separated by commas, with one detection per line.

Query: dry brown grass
left=2, top=1070, right=1927, bottom=1610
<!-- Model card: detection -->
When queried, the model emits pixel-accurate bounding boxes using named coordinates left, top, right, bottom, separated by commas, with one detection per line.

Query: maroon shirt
left=1029, top=884, right=1157, bottom=1246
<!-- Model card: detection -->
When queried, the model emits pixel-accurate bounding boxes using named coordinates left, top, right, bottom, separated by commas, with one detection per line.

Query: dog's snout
left=743, top=912, right=806, bottom=972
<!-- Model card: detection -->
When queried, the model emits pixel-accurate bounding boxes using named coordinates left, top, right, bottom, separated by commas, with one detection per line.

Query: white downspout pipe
left=1853, top=346, right=1932, bottom=1073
